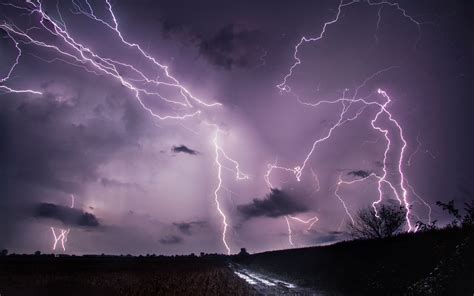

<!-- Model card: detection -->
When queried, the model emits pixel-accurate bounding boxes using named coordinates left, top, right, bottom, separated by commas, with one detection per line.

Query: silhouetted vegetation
left=436, top=199, right=474, bottom=228
left=1, top=200, right=472, bottom=295
left=347, top=203, right=406, bottom=239
left=241, top=227, right=472, bottom=295
left=239, top=200, right=474, bottom=295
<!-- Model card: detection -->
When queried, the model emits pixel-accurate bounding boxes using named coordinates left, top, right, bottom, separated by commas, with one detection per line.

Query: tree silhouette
left=347, top=204, right=406, bottom=239
left=437, top=199, right=474, bottom=227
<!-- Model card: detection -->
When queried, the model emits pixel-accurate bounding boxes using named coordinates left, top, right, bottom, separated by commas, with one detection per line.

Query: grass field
left=0, top=256, right=254, bottom=296
left=1, top=227, right=472, bottom=295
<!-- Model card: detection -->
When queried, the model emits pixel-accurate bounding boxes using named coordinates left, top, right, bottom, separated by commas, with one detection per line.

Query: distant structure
left=238, top=248, right=249, bottom=257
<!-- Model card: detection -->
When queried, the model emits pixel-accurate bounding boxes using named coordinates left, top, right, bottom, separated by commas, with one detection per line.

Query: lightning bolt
left=283, top=215, right=319, bottom=247
left=310, top=168, right=321, bottom=193
left=50, top=194, right=75, bottom=252
left=0, top=0, right=220, bottom=120
left=269, top=0, right=430, bottom=241
left=0, top=29, right=42, bottom=94
left=277, top=0, right=423, bottom=96
left=2, top=0, right=434, bottom=253
left=407, top=132, right=436, bottom=166
left=50, top=227, right=70, bottom=251
left=1, top=1, right=246, bottom=254
left=288, top=215, right=319, bottom=231
left=212, top=127, right=249, bottom=254
left=284, top=216, right=294, bottom=247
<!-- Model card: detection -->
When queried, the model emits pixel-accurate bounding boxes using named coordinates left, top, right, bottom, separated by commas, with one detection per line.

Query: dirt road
left=230, top=264, right=322, bottom=295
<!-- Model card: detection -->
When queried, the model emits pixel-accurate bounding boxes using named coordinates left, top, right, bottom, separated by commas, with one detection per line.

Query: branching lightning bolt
left=0, top=0, right=249, bottom=254
left=0, top=0, right=220, bottom=120
left=50, top=194, right=75, bottom=251
left=212, top=127, right=249, bottom=254
left=2, top=0, right=434, bottom=253
left=270, top=0, right=430, bottom=244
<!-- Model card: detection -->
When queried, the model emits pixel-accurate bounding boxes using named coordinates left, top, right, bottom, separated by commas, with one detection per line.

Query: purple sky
left=0, top=0, right=472, bottom=255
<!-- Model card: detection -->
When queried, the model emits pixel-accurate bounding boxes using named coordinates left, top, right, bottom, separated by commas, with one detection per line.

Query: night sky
left=0, top=0, right=472, bottom=255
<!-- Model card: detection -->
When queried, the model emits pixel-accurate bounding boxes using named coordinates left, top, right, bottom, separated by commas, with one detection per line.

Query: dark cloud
left=159, top=235, right=183, bottom=245
left=171, top=145, right=198, bottom=155
left=198, top=24, right=262, bottom=69
left=237, top=189, right=308, bottom=220
left=159, top=20, right=263, bottom=70
left=0, top=90, right=142, bottom=195
left=173, top=221, right=207, bottom=235
left=35, top=202, right=99, bottom=227
left=348, top=170, right=371, bottom=178
left=161, top=20, right=185, bottom=38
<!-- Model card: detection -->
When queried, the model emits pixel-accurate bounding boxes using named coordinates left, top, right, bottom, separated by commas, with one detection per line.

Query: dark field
left=1, top=227, right=472, bottom=296
left=0, top=256, right=254, bottom=296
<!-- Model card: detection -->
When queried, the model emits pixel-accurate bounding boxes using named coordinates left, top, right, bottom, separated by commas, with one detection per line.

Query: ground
left=0, top=227, right=472, bottom=295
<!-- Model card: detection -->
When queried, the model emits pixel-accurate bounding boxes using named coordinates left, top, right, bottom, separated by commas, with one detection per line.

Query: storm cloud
left=238, top=189, right=309, bottom=220
left=173, top=221, right=207, bottom=235
left=198, top=24, right=262, bottom=69
left=171, top=145, right=198, bottom=155
left=159, top=235, right=183, bottom=245
left=348, top=170, right=372, bottom=179
left=35, top=202, right=99, bottom=227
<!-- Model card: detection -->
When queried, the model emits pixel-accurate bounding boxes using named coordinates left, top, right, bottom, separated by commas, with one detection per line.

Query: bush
left=347, top=203, right=406, bottom=239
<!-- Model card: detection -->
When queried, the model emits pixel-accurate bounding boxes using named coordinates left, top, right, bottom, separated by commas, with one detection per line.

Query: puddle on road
left=229, top=264, right=327, bottom=296
left=232, top=264, right=326, bottom=295
left=233, top=267, right=298, bottom=289
left=234, top=271, right=258, bottom=285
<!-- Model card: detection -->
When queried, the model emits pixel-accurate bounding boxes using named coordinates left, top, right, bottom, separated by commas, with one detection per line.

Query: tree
left=347, top=204, right=406, bottom=239
left=462, top=200, right=474, bottom=227
left=0, top=249, right=8, bottom=256
left=436, top=200, right=461, bottom=227
left=415, top=219, right=438, bottom=232
left=436, top=199, right=474, bottom=228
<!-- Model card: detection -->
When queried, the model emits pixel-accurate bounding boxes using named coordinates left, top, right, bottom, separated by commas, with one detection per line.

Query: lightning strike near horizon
left=50, top=227, right=70, bottom=251
left=50, top=194, right=75, bottom=252
left=1, top=0, right=441, bottom=254
left=284, top=216, right=294, bottom=247
left=270, top=0, right=430, bottom=235
left=212, top=127, right=249, bottom=254
left=1, top=0, right=244, bottom=253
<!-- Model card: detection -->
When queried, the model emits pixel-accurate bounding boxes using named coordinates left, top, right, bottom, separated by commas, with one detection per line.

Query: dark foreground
left=0, top=255, right=258, bottom=296
left=237, top=227, right=474, bottom=295
left=1, top=227, right=472, bottom=296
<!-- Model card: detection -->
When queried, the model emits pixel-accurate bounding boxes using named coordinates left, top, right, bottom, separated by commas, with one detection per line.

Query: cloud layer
left=238, top=189, right=308, bottom=220
left=35, top=203, right=99, bottom=227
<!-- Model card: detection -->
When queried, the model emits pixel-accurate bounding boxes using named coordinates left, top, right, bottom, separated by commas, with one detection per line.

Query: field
left=0, top=256, right=254, bottom=296
left=1, top=227, right=472, bottom=295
